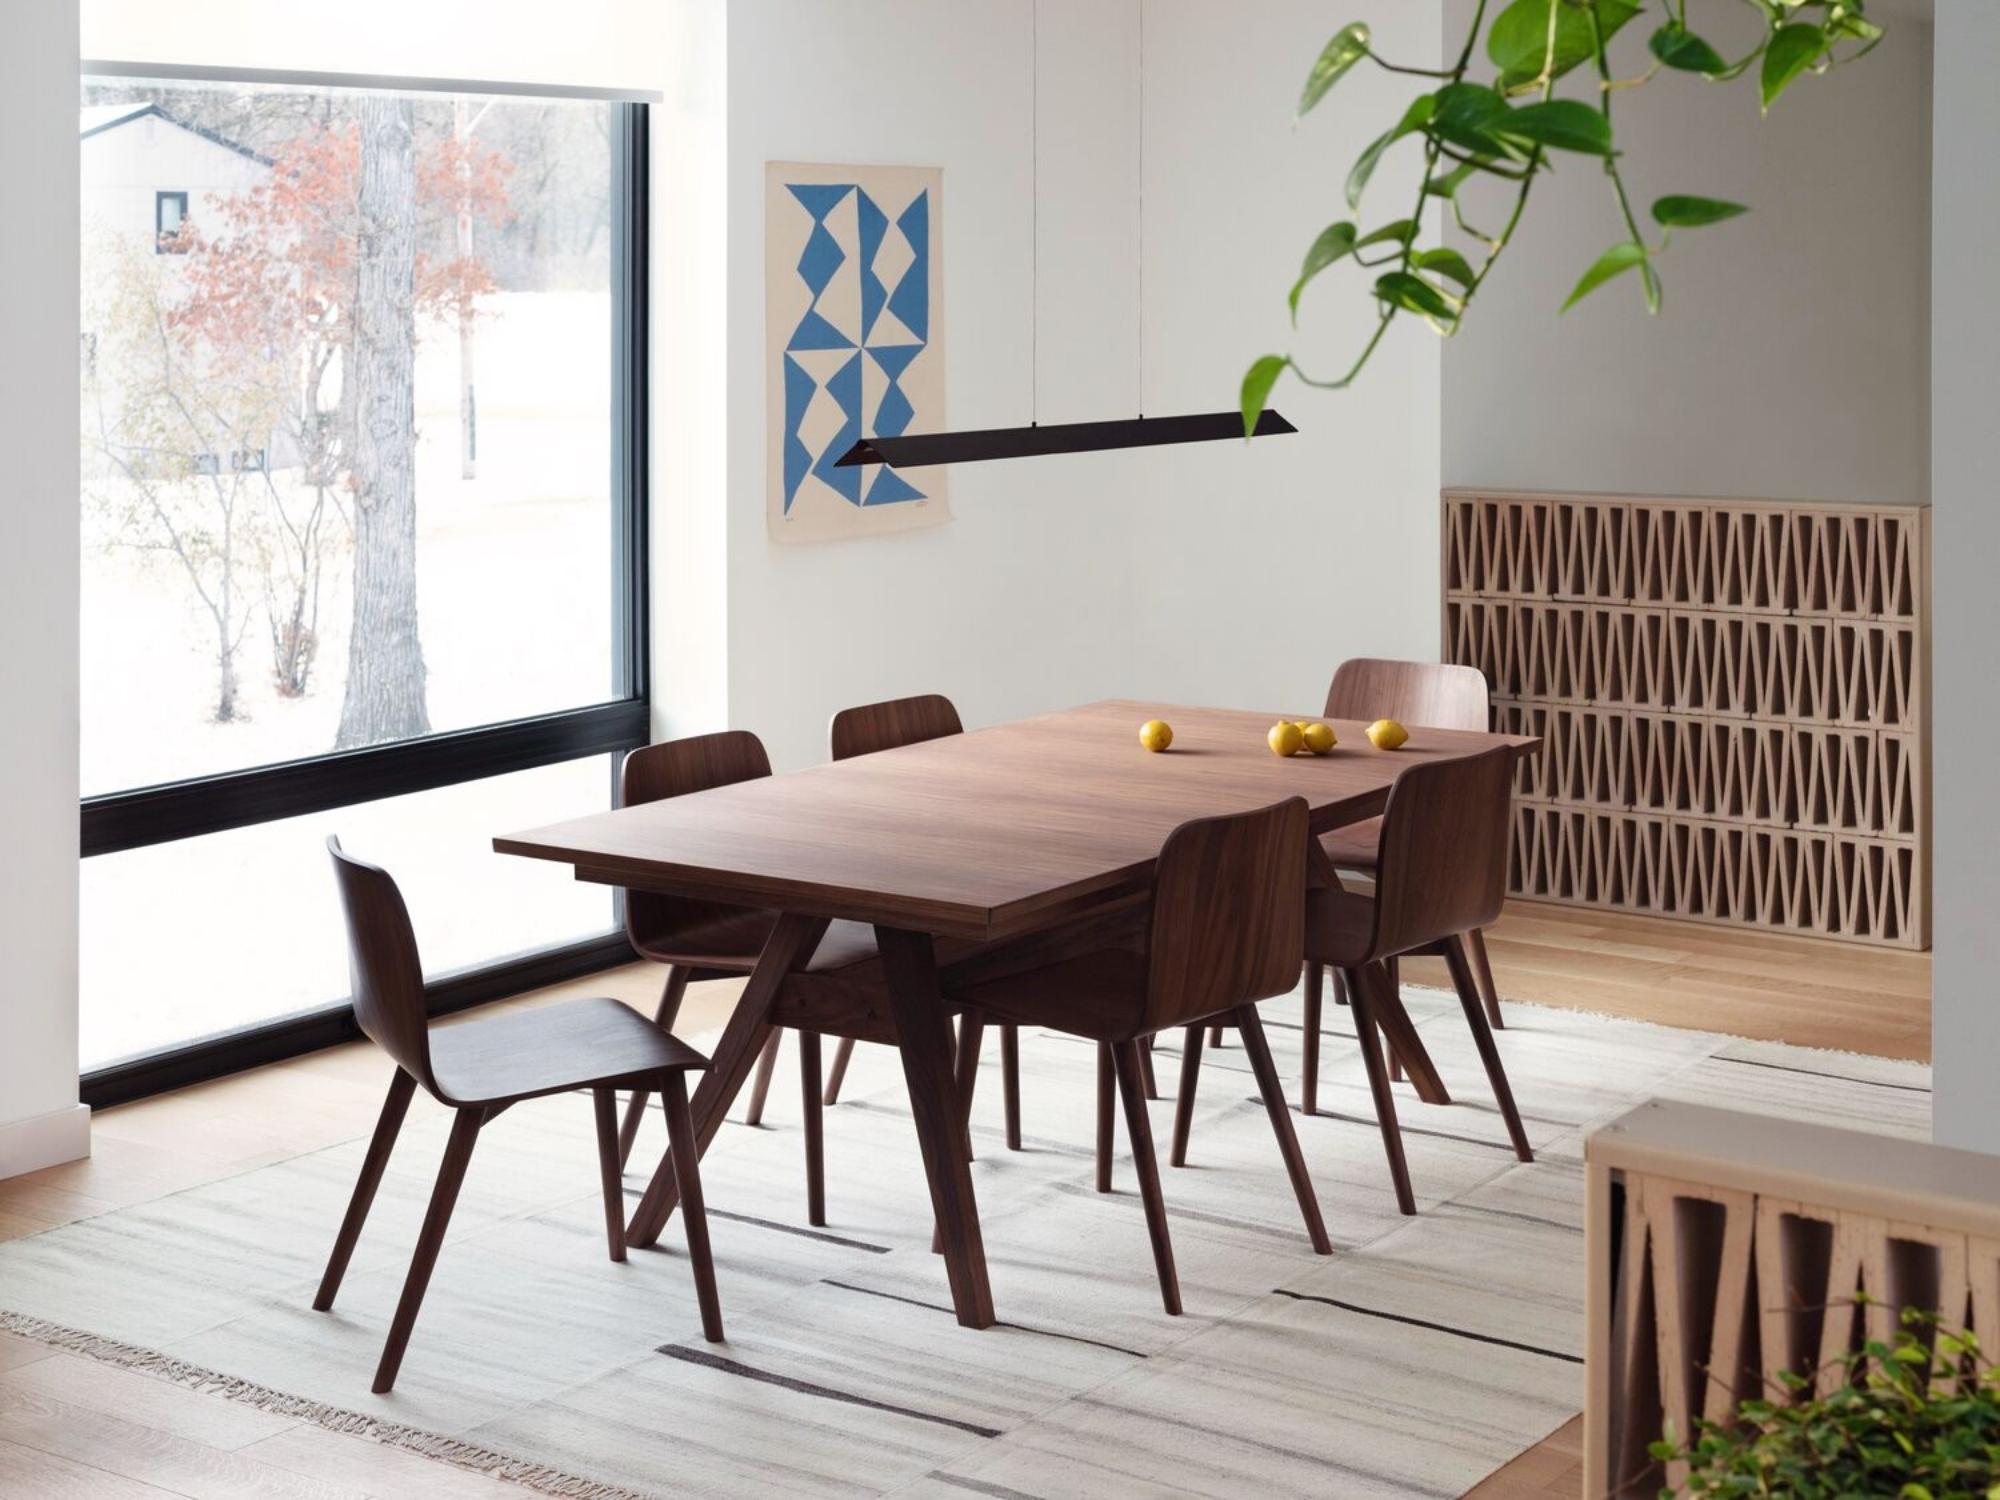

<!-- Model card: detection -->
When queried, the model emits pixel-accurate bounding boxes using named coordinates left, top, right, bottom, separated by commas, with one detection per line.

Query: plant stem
left=1365, top=52, right=1455, bottom=79
left=1289, top=312, right=1393, bottom=390
left=1587, top=2, right=1659, bottom=309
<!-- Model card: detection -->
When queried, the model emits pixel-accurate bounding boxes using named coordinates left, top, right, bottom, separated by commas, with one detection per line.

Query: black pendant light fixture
left=836, top=1, right=1291, bottom=474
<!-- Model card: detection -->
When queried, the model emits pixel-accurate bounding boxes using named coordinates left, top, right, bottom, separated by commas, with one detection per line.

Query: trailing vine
left=1242, top=0, right=1885, bottom=432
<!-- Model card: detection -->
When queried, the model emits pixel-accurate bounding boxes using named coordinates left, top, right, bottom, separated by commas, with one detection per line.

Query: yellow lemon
left=1267, top=720, right=1304, bottom=757
left=1367, top=718, right=1410, bottom=751
left=1300, top=721, right=1336, bottom=755
left=1139, top=719, right=1173, bottom=752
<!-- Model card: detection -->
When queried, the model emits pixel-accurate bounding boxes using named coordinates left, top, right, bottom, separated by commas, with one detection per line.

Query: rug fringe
left=0, top=1308, right=657, bottom=1500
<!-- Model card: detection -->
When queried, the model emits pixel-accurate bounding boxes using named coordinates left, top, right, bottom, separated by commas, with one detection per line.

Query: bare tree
left=82, top=232, right=278, bottom=723
left=335, top=95, right=430, bottom=750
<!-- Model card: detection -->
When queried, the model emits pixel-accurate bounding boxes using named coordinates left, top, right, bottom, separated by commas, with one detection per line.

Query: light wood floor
left=0, top=901, right=1930, bottom=1498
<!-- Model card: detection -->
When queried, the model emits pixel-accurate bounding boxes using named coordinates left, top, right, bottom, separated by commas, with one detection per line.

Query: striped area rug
left=0, top=986, right=1930, bottom=1498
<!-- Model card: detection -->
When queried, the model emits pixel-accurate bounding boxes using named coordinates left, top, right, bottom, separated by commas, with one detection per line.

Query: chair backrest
left=326, top=836, right=437, bottom=1094
left=1143, top=798, right=1308, bottom=1033
left=829, top=693, right=963, bottom=761
left=1325, top=658, right=1490, bottom=731
left=621, top=730, right=773, bottom=952
left=1368, top=747, right=1515, bottom=958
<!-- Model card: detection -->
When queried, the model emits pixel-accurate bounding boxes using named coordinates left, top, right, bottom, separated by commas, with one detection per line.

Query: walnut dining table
left=493, top=699, right=1541, bottom=1329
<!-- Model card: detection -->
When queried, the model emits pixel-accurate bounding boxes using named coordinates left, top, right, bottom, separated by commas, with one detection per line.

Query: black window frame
left=80, top=78, right=651, bottom=1108
left=154, top=188, right=189, bottom=252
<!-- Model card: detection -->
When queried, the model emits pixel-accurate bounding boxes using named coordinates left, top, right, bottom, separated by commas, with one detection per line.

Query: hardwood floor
left=0, top=902, right=1929, bottom=1498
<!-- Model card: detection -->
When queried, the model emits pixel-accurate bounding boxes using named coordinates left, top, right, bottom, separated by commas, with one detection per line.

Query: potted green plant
left=1650, top=1309, right=2000, bottom=1499
left=1243, top=0, right=1885, bottom=427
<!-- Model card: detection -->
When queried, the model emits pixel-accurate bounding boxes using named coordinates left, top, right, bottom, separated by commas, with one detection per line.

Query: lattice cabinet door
left=1445, top=489, right=1930, bottom=948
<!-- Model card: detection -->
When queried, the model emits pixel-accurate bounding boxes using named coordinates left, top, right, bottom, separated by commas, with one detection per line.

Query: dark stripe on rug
left=1272, top=1288, right=1583, bottom=1364
left=1045, top=1178, right=1363, bottom=1251
left=926, top=1472, right=1049, bottom=1500
left=1709, top=1054, right=1931, bottom=1094
left=654, top=1345, right=1003, bottom=1438
left=707, top=1207, right=892, bottom=1253
left=1277, top=1102, right=1520, bottom=1153
left=1453, top=1201, right=1584, bottom=1234
left=821, top=1279, right=1150, bottom=1360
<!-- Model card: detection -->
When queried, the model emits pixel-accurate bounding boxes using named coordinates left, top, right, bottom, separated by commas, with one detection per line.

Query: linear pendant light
left=835, top=0, right=1291, bottom=474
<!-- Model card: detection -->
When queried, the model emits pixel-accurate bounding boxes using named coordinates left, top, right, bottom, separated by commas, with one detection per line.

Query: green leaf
left=1354, top=218, right=1417, bottom=251
left=1425, top=161, right=1479, bottom=199
left=1299, top=23, right=1372, bottom=117
left=1762, top=23, right=1827, bottom=112
left=1288, top=221, right=1357, bottom=323
left=1562, top=241, right=1646, bottom=311
left=1652, top=194, right=1750, bottom=227
left=1498, top=99, right=1613, bottom=156
left=1241, top=355, right=1288, bottom=438
left=1649, top=22, right=1729, bottom=74
left=1428, top=82, right=1516, bottom=157
left=1412, top=247, right=1476, bottom=288
left=1347, top=94, right=1434, bottom=209
left=1374, top=270, right=1457, bottom=322
left=1487, top=0, right=1643, bottom=91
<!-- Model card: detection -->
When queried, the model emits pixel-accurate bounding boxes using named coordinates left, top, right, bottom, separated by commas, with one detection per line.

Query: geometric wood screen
left=1443, top=488, right=1931, bottom=947
left=1586, top=1102, right=2000, bottom=1498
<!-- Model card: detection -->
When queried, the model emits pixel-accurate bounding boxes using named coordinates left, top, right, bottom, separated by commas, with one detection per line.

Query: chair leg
left=743, top=1029, right=782, bottom=1125
left=953, top=1015, right=985, bottom=1164
left=315, top=1069, right=416, bottom=1312
left=1112, top=1040, right=1180, bottom=1315
left=1444, top=936, right=1533, bottom=1162
left=823, top=1036, right=857, bottom=1104
left=799, top=1031, right=826, bottom=1226
left=1170, top=1022, right=1204, bottom=1168
left=1344, top=966, right=1416, bottom=1216
left=619, top=965, right=690, bottom=1169
left=1000, top=1024, right=1022, bottom=1151
left=1208, top=1024, right=1226, bottom=1047
left=661, top=1072, right=724, bottom=1342
left=1095, top=1042, right=1115, bottom=1192
left=1300, top=961, right=1324, bottom=1116
left=1332, top=968, right=1349, bottom=1006
left=373, top=1105, right=482, bottom=1393
left=1137, top=1035, right=1160, bottom=1099
left=591, top=1087, right=628, bottom=1262
left=1233, top=1004, right=1332, bottom=1253
left=1464, top=926, right=1505, bottom=1030
left=1385, top=956, right=1404, bottom=1084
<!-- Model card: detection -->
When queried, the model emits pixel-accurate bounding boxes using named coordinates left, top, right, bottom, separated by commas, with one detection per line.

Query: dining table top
left=495, top=699, right=1541, bottom=943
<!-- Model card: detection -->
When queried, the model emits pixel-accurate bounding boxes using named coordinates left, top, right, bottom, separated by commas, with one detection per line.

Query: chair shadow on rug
left=317, top=836, right=724, bottom=1393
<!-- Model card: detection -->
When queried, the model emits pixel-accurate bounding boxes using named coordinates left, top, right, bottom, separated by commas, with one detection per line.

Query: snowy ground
left=81, top=291, right=623, bottom=1069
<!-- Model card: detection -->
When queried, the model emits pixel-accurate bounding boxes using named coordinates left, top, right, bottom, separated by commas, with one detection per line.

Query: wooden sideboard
left=1584, top=1101, right=2000, bottom=1497
left=1444, top=488, right=1931, bottom=948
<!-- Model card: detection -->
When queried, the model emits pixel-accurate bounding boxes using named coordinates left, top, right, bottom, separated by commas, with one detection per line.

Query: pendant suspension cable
left=1136, top=0, right=1145, bottom=418
left=1031, top=0, right=1039, bottom=427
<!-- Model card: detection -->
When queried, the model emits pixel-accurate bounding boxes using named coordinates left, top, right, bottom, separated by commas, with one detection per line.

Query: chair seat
left=635, top=914, right=880, bottom=975
left=1318, top=817, right=1383, bottom=872
left=1304, top=887, right=1378, bottom=967
left=429, top=995, right=708, bottom=1107
left=951, top=946, right=1152, bottom=1042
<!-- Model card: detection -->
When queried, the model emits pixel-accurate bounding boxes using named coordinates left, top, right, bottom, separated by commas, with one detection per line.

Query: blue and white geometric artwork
left=766, top=162, right=948, bottom=542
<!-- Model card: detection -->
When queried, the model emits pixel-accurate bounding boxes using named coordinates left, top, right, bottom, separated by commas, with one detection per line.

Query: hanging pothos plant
left=1241, top=0, right=1886, bottom=433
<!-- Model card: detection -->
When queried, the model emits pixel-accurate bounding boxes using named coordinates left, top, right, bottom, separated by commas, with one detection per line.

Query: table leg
left=627, top=912, right=828, bottom=1248
left=876, top=925, right=996, bottom=1329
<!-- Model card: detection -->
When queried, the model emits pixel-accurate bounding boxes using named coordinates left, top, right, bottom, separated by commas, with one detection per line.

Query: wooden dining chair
left=317, top=837, right=722, bottom=1393
left=1302, top=748, right=1532, bottom=1214
left=611, top=731, right=879, bottom=1196
left=945, top=798, right=1329, bottom=1314
left=818, top=694, right=1041, bottom=1147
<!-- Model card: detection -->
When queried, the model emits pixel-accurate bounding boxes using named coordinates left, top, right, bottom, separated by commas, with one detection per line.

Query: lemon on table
left=1300, top=721, right=1336, bottom=755
left=1267, top=720, right=1304, bottom=757
left=1366, top=718, right=1410, bottom=751
left=1139, top=719, right=1174, bottom=752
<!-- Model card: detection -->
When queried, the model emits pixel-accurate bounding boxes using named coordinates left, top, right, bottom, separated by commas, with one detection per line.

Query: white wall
left=1440, top=0, right=1932, bottom=507
left=1, top=0, right=88, bottom=1175
left=717, top=0, right=1442, bottom=772
left=1929, top=1, right=2000, bottom=1154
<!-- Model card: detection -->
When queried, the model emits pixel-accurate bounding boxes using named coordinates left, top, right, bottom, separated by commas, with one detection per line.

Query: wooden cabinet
left=1444, top=489, right=1930, bottom=947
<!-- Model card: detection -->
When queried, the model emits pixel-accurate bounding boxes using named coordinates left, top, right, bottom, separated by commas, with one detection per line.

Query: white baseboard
left=0, top=1103, right=91, bottom=1179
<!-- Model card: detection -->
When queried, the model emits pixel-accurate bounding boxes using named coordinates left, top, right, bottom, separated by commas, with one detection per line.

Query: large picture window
left=78, top=68, right=649, bottom=1097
